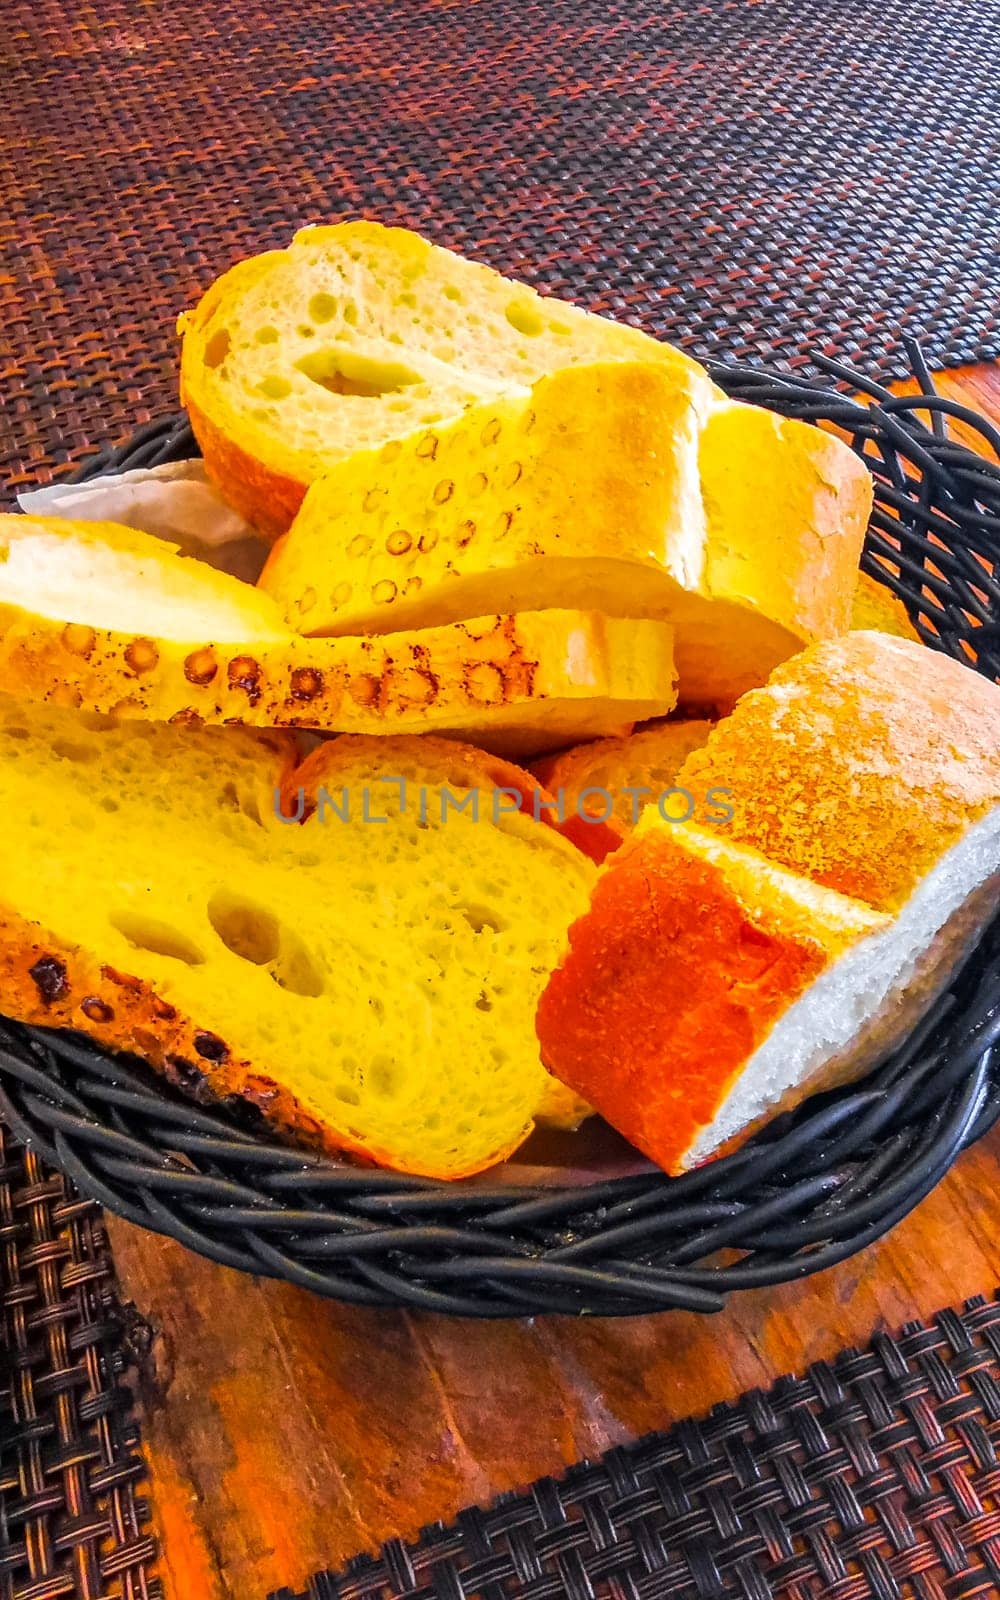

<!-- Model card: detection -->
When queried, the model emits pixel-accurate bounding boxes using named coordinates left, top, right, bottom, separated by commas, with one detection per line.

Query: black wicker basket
left=1, top=343, right=999, bottom=1319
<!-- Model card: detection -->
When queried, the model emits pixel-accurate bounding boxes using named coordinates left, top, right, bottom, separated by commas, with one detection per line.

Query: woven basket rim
left=3, top=344, right=999, bottom=1317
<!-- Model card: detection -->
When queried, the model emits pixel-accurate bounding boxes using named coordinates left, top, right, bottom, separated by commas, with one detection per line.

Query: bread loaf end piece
left=180, top=222, right=706, bottom=536
left=536, top=822, right=888, bottom=1173
left=677, top=631, right=1000, bottom=912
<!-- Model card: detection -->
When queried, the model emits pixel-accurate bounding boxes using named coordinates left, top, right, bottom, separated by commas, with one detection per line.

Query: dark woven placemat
left=271, top=1294, right=1000, bottom=1600
left=0, top=1122, right=161, bottom=1600
left=3, top=0, right=1000, bottom=496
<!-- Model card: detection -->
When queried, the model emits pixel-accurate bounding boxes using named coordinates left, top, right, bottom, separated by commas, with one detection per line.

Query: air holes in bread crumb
left=260, top=375, right=292, bottom=401
left=505, top=301, right=545, bottom=337
left=459, top=904, right=507, bottom=935
left=208, top=892, right=280, bottom=964
left=52, top=740, right=100, bottom=764
left=110, top=911, right=205, bottom=966
left=256, top=326, right=280, bottom=344
left=204, top=329, right=231, bottom=368
left=309, top=292, right=338, bottom=323
left=208, top=891, right=325, bottom=998
left=295, top=348, right=421, bottom=398
left=367, top=1056, right=402, bottom=1098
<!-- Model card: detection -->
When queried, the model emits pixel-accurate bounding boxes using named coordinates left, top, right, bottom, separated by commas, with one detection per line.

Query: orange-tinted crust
left=184, top=387, right=307, bottom=540
left=678, top=632, right=1000, bottom=913
left=535, top=831, right=840, bottom=1174
left=289, top=733, right=622, bottom=865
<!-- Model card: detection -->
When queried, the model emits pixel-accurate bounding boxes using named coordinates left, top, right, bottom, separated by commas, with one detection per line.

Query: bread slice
left=676, top=632, right=1000, bottom=912
left=537, top=823, right=889, bottom=1173
left=0, top=700, right=600, bottom=1177
left=532, top=718, right=715, bottom=842
left=851, top=570, right=921, bottom=641
left=0, top=515, right=677, bottom=756
left=179, top=221, right=708, bottom=536
left=537, top=633, right=1000, bottom=1172
left=260, top=362, right=872, bottom=708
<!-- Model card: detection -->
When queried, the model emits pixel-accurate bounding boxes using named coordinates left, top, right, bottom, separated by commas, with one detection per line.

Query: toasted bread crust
left=850, top=570, right=922, bottom=641
left=699, top=403, right=874, bottom=646
left=0, top=908, right=422, bottom=1169
left=531, top=718, right=715, bottom=837
left=677, top=632, right=1000, bottom=912
left=536, top=825, right=884, bottom=1174
left=0, top=516, right=677, bottom=752
left=184, top=386, right=308, bottom=538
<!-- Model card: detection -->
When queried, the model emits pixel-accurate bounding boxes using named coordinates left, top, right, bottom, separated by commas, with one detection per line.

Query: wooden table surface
left=104, top=362, right=1000, bottom=1600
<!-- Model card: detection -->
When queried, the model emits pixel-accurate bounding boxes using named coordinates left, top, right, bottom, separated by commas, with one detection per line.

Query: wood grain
left=107, top=362, right=1000, bottom=1600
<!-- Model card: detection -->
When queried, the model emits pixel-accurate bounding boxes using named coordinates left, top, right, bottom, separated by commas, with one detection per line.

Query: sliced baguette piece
left=0, top=700, right=598, bottom=1177
left=850, top=569, right=922, bottom=641
left=538, top=632, right=1000, bottom=1172
left=537, top=823, right=889, bottom=1173
left=260, top=362, right=872, bottom=708
left=0, top=515, right=677, bottom=756
left=179, top=221, right=709, bottom=535
left=286, top=734, right=597, bottom=1129
left=531, top=718, right=716, bottom=841
left=676, top=632, right=1000, bottom=913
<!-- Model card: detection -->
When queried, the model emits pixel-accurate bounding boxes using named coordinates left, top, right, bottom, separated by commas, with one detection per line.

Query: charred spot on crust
left=242, top=1076, right=280, bottom=1109
left=348, top=672, right=380, bottom=707
left=81, top=995, right=114, bottom=1023
left=228, top=656, right=262, bottom=705
left=62, top=623, right=96, bottom=659
left=101, top=965, right=143, bottom=992
left=50, top=684, right=84, bottom=710
left=166, top=1054, right=209, bottom=1095
left=194, top=1030, right=228, bottom=1062
left=184, top=648, right=218, bottom=687
left=29, top=955, right=68, bottom=1005
left=152, top=998, right=178, bottom=1022
left=463, top=661, right=507, bottom=704
left=124, top=637, right=159, bottom=675
left=289, top=667, right=324, bottom=702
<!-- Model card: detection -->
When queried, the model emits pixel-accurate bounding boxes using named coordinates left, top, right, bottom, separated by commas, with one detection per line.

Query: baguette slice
left=532, top=718, right=716, bottom=844
left=180, top=221, right=707, bottom=536
left=0, top=515, right=677, bottom=756
left=0, top=700, right=598, bottom=1177
left=676, top=632, right=1000, bottom=912
left=537, top=823, right=889, bottom=1173
left=260, top=362, right=872, bottom=707
left=538, top=633, right=1000, bottom=1172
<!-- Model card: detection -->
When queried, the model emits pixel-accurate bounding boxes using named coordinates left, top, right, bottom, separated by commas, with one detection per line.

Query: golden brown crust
left=699, top=404, right=874, bottom=646
left=0, top=513, right=676, bottom=750
left=677, top=632, right=1000, bottom=912
left=184, top=389, right=308, bottom=540
left=0, top=908, right=401, bottom=1166
left=531, top=718, right=715, bottom=833
left=850, top=570, right=922, bottom=641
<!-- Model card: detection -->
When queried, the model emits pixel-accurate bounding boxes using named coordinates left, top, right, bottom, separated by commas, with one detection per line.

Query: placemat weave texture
left=3, top=0, right=999, bottom=496
left=273, top=1295, right=1000, bottom=1600
left=0, top=1123, right=160, bottom=1600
